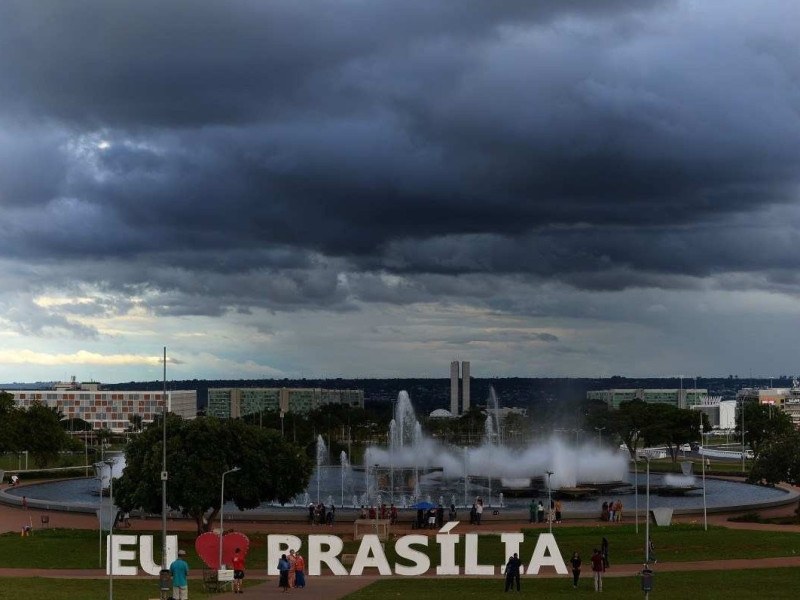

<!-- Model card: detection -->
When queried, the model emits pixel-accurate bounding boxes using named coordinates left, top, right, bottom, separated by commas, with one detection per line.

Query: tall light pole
left=545, top=471, right=554, bottom=535
left=161, top=346, right=169, bottom=597
left=632, top=456, right=639, bottom=534
left=219, top=467, right=241, bottom=570
left=105, top=459, right=115, bottom=600
left=741, top=399, right=746, bottom=473
left=594, top=427, right=605, bottom=446
left=700, top=413, right=707, bottom=531
left=645, top=455, right=651, bottom=564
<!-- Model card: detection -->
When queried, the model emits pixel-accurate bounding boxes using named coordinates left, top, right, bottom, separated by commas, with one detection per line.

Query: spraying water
left=366, top=391, right=627, bottom=496
left=316, top=435, right=327, bottom=503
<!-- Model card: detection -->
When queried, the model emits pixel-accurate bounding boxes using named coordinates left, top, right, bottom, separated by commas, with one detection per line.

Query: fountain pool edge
left=2, top=476, right=798, bottom=522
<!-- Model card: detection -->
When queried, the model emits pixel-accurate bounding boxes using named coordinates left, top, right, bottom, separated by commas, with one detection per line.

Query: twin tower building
left=449, top=360, right=471, bottom=416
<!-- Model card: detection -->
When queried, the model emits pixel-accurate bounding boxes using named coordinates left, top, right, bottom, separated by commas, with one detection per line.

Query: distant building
left=736, top=385, right=800, bottom=429
left=206, top=387, right=364, bottom=419
left=587, top=388, right=707, bottom=409
left=429, top=408, right=455, bottom=419
left=8, top=379, right=196, bottom=432
left=485, top=406, right=528, bottom=421
left=449, top=361, right=471, bottom=415
left=690, top=396, right=737, bottom=429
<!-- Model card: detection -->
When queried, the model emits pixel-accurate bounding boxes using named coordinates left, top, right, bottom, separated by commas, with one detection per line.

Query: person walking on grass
left=169, top=549, right=189, bottom=600
left=570, top=551, right=582, bottom=588
left=590, top=548, right=605, bottom=592
left=231, top=547, right=245, bottom=594
left=504, top=553, right=521, bottom=592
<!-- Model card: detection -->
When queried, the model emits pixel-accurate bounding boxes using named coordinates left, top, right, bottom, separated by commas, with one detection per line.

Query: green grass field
left=0, top=577, right=264, bottom=600
left=344, top=569, right=800, bottom=600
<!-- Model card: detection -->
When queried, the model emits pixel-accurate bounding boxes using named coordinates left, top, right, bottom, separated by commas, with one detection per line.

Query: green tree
left=749, top=430, right=800, bottom=486
left=736, top=401, right=794, bottom=460
left=608, top=400, right=650, bottom=458
left=0, top=391, right=20, bottom=453
left=18, top=402, right=73, bottom=466
left=115, top=416, right=313, bottom=534
left=642, top=404, right=700, bottom=463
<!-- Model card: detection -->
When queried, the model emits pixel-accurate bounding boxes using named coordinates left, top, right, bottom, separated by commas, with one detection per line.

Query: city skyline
left=1, top=1, right=800, bottom=382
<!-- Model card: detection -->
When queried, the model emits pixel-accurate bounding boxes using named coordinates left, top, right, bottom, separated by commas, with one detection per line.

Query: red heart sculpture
left=195, top=531, right=250, bottom=569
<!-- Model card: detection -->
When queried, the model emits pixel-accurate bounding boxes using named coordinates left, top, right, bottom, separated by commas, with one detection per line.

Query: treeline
left=0, top=391, right=82, bottom=468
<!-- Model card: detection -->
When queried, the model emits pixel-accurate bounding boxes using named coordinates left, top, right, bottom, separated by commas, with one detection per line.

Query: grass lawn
left=0, top=577, right=264, bottom=600
left=344, top=568, right=800, bottom=600
left=4, top=524, right=799, bottom=572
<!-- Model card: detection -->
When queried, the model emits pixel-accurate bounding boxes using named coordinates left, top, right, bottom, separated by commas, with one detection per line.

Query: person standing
left=294, top=551, right=306, bottom=589
left=537, top=500, right=544, bottom=524
left=590, top=548, right=605, bottom=592
left=232, top=547, right=245, bottom=594
left=288, top=548, right=297, bottom=588
left=504, top=553, right=521, bottom=592
left=555, top=499, right=563, bottom=524
left=277, top=553, right=290, bottom=593
left=648, top=538, right=657, bottom=563
left=169, top=549, right=190, bottom=600
left=476, top=499, right=483, bottom=525
left=570, top=551, right=582, bottom=589
left=528, top=500, right=537, bottom=524
left=601, top=537, right=610, bottom=568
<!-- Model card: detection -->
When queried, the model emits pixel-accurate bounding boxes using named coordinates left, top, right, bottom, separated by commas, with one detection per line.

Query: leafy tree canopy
left=749, top=430, right=800, bottom=486
left=115, top=416, right=313, bottom=534
left=736, top=401, right=794, bottom=460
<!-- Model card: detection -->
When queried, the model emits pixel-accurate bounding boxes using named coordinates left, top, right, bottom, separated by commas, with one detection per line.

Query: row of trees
left=114, top=415, right=312, bottom=534
left=0, top=391, right=81, bottom=467
left=586, top=399, right=706, bottom=462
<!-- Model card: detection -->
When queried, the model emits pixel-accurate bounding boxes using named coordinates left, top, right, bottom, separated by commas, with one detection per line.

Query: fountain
left=316, top=435, right=327, bottom=504
left=2, top=389, right=796, bottom=517
left=364, top=389, right=632, bottom=508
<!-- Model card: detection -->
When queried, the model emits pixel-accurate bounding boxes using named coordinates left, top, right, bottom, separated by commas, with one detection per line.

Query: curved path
left=2, top=480, right=800, bottom=599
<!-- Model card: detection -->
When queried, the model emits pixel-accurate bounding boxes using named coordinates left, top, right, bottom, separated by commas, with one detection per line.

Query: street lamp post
left=741, top=400, right=746, bottom=473
left=161, top=346, right=169, bottom=596
left=105, top=459, right=115, bottom=600
left=545, top=471, right=554, bottom=535
left=632, top=456, right=639, bottom=534
left=594, top=427, right=605, bottom=446
left=700, top=413, right=707, bottom=531
left=218, top=467, right=241, bottom=570
left=645, top=455, right=651, bottom=564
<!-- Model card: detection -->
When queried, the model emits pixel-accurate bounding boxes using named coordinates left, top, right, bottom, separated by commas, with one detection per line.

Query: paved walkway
left=2, top=480, right=800, bottom=599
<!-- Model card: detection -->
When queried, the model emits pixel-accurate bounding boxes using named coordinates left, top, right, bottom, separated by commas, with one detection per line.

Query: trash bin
left=159, top=569, right=171, bottom=595
left=641, top=567, right=654, bottom=593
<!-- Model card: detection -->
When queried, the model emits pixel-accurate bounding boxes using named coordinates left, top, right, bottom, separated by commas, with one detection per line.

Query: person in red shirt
left=294, top=552, right=306, bottom=589
left=590, top=548, right=605, bottom=592
left=232, top=547, right=245, bottom=594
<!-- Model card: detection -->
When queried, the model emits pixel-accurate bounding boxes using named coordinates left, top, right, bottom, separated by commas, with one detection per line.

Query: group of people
left=528, top=499, right=563, bottom=524
left=468, top=498, right=484, bottom=524
left=166, top=546, right=249, bottom=599
left=360, top=503, right=399, bottom=524
left=308, top=502, right=335, bottom=526
left=277, top=548, right=307, bottom=592
left=601, top=499, right=623, bottom=522
left=566, top=538, right=610, bottom=593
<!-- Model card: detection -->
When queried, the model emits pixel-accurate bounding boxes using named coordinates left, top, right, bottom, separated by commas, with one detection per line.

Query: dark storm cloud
left=2, top=0, right=800, bottom=320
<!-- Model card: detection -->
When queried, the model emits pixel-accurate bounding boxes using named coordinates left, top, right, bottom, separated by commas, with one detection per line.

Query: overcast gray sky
left=1, top=0, right=799, bottom=382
